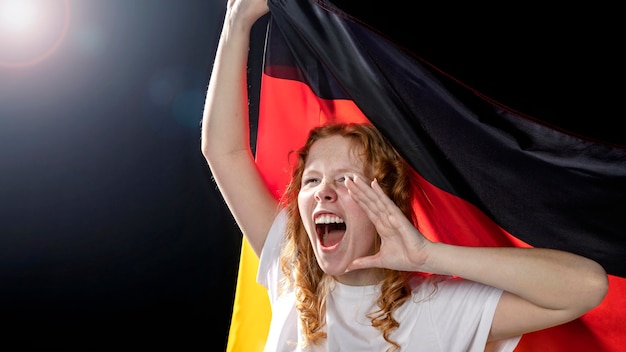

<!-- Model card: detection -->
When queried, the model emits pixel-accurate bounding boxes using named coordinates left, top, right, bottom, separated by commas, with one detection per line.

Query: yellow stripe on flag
left=226, top=238, right=271, bottom=352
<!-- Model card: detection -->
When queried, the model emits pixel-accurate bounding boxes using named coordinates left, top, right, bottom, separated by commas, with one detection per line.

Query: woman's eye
left=303, top=178, right=320, bottom=185
left=337, top=175, right=353, bottom=183
left=335, top=175, right=354, bottom=187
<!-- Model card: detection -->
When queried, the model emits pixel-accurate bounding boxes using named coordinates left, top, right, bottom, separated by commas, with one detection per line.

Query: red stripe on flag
left=255, top=74, right=368, bottom=199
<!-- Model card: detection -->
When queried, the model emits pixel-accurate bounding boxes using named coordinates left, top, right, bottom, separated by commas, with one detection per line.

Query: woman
left=201, top=0, right=608, bottom=351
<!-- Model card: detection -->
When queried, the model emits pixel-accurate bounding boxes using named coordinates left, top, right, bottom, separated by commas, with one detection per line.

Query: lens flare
left=0, top=0, right=70, bottom=68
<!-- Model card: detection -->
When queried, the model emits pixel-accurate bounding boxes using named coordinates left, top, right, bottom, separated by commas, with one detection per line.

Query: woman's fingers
left=348, top=175, right=407, bottom=230
left=347, top=176, right=390, bottom=226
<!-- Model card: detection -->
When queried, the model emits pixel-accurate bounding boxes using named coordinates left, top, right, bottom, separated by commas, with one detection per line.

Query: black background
left=0, top=1, right=622, bottom=351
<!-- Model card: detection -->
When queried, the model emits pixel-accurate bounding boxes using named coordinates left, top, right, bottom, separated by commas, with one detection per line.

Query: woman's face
left=298, top=135, right=379, bottom=284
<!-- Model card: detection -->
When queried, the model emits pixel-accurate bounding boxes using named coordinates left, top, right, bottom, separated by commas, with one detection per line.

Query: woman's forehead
left=305, top=136, right=365, bottom=170
left=309, top=135, right=362, bottom=157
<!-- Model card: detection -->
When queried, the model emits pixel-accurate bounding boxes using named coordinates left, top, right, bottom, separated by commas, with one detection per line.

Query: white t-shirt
left=258, top=210, right=521, bottom=352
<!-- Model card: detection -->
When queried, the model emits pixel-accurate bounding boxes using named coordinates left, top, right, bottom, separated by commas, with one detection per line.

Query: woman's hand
left=226, top=0, right=269, bottom=27
left=345, top=175, right=432, bottom=272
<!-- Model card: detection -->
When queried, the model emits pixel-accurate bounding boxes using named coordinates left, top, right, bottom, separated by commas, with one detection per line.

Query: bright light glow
left=0, top=0, right=70, bottom=68
left=0, top=0, right=39, bottom=33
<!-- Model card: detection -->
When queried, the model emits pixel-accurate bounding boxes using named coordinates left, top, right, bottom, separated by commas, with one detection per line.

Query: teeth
left=314, top=214, right=344, bottom=225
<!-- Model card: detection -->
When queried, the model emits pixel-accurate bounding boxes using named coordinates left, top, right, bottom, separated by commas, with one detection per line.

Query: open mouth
left=315, top=214, right=346, bottom=247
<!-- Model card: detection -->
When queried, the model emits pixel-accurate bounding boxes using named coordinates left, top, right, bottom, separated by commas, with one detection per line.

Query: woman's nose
left=314, top=181, right=337, bottom=202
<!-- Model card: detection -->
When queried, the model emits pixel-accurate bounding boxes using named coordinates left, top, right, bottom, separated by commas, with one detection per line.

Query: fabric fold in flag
left=226, top=1, right=626, bottom=351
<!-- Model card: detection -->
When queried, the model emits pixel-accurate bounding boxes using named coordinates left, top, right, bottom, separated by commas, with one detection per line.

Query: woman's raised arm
left=201, top=0, right=278, bottom=256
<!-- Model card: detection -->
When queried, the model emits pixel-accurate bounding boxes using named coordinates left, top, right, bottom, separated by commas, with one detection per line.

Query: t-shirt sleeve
left=428, top=277, right=521, bottom=352
left=256, top=208, right=287, bottom=304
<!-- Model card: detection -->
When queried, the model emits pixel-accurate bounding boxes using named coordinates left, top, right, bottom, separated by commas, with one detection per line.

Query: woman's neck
left=334, top=267, right=385, bottom=286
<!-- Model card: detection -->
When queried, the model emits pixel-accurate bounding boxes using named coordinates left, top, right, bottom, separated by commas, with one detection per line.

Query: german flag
left=226, top=1, right=626, bottom=351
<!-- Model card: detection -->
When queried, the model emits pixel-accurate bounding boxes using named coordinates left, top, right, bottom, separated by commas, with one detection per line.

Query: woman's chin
left=317, top=258, right=349, bottom=277
left=320, top=263, right=348, bottom=277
